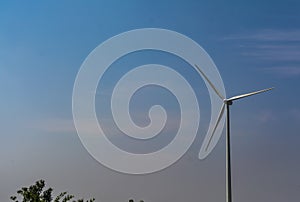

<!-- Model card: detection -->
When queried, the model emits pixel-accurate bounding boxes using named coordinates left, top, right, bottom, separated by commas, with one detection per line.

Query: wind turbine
left=194, top=64, right=273, bottom=202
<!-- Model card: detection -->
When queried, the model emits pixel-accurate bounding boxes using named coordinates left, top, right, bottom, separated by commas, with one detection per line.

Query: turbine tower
left=195, top=64, right=273, bottom=202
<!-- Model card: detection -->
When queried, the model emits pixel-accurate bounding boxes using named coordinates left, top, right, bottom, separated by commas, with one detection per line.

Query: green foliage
left=128, top=199, right=144, bottom=202
left=10, top=180, right=95, bottom=202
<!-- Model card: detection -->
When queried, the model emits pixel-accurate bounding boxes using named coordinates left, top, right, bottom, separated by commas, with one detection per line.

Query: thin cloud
left=223, top=29, right=300, bottom=42
left=27, top=118, right=77, bottom=134
left=257, top=110, right=277, bottom=124
left=261, top=66, right=300, bottom=77
left=26, top=113, right=184, bottom=137
left=290, top=108, right=300, bottom=122
left=241, top=44, right=300, bottom=62
left=224, top=29, right=300, bottom=77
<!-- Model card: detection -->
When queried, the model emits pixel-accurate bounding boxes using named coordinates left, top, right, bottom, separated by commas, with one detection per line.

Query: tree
left=10, top=180, right=95, bottom=202
left=129, top=199, right=144, bottom=202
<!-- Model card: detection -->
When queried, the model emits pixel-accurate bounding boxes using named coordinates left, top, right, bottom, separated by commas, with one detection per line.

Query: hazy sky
left=1, top=1, right=300, bottom=202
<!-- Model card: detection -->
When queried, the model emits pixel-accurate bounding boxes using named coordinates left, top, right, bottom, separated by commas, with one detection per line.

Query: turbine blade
left=227, top=87, right=274, bottom=102
left=194, top=64, right=225, bottom=100
left=205, top=103, right=225, bottom=151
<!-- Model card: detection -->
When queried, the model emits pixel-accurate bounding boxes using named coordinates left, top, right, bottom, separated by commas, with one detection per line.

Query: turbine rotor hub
left=224, top=99, right=233, bottom=105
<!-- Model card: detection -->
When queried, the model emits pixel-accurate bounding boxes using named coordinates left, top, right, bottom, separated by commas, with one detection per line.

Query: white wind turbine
left=195, top=64, right=273, bottom=202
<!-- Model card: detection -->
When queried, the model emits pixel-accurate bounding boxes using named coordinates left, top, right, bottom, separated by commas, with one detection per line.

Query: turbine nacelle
left=223, top=99, right=233, bottom=105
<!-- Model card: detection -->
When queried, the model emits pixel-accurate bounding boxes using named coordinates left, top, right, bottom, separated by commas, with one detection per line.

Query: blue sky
left=1, top=1, right=300, bottom=202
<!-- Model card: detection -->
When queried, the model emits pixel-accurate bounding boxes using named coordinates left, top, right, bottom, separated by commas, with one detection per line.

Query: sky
left=1, top=0, right=300, bottom=201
